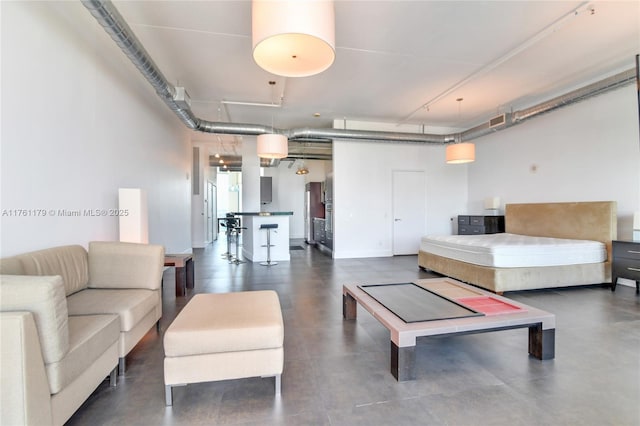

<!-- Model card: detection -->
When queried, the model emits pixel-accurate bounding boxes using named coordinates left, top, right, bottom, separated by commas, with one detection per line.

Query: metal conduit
left=287, top=127, right=448, bottom=143
left=82, top=0, right=635, bottom=146
left=512, top=69, right=636, bottom=123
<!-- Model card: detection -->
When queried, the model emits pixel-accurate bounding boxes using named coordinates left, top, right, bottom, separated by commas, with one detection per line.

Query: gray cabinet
left=260, top=177, right=272, bottom=204
left=458, top=215, right=504, bottom=235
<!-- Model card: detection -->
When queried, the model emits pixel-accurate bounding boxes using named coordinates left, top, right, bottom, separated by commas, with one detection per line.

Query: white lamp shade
left=446, top=143, right=475, bottom=164
left=118, top=188, right=148, bottom=244
left=257, top=133, right=288, bottom=159
left=252, top=0, right=335, bottom=77
left=484, top=197, right=501, bottom=210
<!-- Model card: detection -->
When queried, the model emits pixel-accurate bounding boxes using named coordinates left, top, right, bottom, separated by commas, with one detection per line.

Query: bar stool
left=230, top=224, right=247, bottom=265
left=260, top=223, right=278, bottom=266
left=221, top=215, right=238, bottom=260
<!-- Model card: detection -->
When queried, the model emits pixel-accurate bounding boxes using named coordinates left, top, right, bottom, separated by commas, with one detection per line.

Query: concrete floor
left=68, top=238, right=640, bottom=425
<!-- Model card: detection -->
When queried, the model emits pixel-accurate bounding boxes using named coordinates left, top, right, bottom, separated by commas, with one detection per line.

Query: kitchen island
left=233, top=212, right=293, bottom=263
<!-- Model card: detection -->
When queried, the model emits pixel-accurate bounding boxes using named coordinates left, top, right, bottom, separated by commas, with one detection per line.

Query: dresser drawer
left=613, top=258, right=640, bottom=281
left=613, top=241, right=640, bottom=261
left=469, top=216, right=484, bottom=226
left=458, top=216, right=470, bottom=225
left=459, top=225, right=485, bottom=235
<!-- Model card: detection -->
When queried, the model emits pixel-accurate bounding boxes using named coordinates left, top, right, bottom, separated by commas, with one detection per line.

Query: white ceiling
left=112, top=0, right=639, bottom=149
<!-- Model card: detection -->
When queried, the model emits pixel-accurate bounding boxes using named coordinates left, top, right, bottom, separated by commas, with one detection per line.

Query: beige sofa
left=0, top=242, right=164, bottom=425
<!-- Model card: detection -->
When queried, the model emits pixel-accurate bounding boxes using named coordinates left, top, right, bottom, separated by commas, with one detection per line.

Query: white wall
left=468, top=85, right=640, bottom=239
left=0, top=2, right=191, bottom=256
left=331, top=85, right=639, bottom=260
left=332, top=141, right=467, bottom=258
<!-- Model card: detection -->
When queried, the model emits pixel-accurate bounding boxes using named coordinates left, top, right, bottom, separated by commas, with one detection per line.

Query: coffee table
left=342, top=278, right=555, bottom=381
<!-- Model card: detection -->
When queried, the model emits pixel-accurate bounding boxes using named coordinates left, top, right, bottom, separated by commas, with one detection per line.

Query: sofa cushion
left=88, top=242, right=164, bottom=290
left=45, top=314, right=119, bottom=395
left=0, top=275, right=69, bottom=364
left=0, top=245, right=89, bottom=296
left=66, top=289, right=159, bottom=332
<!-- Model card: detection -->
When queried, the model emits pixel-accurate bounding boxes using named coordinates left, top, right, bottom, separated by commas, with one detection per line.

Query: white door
left=392, top=170, right=426, bottom=255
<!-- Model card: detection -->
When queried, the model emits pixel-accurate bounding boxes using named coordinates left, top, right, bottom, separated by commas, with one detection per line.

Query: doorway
left=392, top=170, right=426, bottom=255
left=207, top=181, right=217, bottom=242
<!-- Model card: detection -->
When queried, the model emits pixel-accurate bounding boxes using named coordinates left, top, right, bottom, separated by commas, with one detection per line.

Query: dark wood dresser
left=611, top=240, right=640, bottom=294
left=458, top=215, right=505, bottom=235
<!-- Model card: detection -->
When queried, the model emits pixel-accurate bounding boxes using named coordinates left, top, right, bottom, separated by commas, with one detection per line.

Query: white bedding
left=420, top=233, right=606, bottom=268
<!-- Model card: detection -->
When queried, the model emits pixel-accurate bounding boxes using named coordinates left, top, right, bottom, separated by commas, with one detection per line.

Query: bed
left=418, top=201, right=617, bottom=293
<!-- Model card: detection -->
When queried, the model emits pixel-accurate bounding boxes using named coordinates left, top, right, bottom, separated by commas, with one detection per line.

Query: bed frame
left=418, top=201, right=617, bottom=293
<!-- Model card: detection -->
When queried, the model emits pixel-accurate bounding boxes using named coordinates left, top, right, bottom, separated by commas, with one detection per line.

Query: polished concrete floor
left=68, top=238, right=640, bottom=425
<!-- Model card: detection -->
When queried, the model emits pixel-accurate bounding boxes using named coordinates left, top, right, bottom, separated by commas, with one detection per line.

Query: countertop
left=231, top=212, right=293, bottom=216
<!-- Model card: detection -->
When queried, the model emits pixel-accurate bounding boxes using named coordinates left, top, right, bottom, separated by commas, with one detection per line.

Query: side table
left=164, top=254, right=194, bottom=297
left=611, top=240, right=640, bottom=294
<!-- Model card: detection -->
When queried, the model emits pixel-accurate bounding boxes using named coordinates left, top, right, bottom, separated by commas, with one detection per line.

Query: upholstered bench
left=163, top=291, right=284, bottom=405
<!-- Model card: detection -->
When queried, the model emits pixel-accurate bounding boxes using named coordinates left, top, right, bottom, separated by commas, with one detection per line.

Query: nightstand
left=611, top=240, right=640, bottom=294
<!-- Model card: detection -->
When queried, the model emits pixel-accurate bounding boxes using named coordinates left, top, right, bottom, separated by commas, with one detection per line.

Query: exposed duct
left=462, top=69, right=636, bottom=141
left=512, top=69, right=636, bottom=123
left=82, top=0, right=636, bottom=148
left=288, top=127, right=447, bottom=144
left=209, top=155, right=242, bottom=172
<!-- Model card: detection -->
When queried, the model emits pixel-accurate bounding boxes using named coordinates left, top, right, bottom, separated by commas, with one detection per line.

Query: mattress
left=420, top=233, right=606, bottom=268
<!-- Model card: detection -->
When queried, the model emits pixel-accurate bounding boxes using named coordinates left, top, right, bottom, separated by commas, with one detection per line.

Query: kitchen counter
left=232, top=211, right=293, bottom=216
left=234, top=213, right=292, bottom=263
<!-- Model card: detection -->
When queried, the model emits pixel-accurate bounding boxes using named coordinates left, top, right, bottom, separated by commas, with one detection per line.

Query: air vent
left=489, top=114, right=506, bottom=128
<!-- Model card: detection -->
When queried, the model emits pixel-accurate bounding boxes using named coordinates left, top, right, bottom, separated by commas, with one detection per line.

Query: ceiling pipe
left=288, top=127, right=448, bottom=144
left=512, top=69, right=635, bottom=123
left=81, top=0, right=199, bottom=130
left=82, top=0, right=635, bottom=147
left=460, top=69, right=635, bottom=142
left=80, top=0, right=449, bottom=145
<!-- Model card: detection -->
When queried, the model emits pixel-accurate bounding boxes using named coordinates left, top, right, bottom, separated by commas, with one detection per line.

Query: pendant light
left=446, top=142, right=475, bottom=164
left=257, top=133, right=288, bottom=159
left=252, top=0, right=335, bottom=77
left=257, top=80, right=288, bottom=159
left=446, top=98, right=475, bottom=164
left=295, top=142, right=309, bottom=174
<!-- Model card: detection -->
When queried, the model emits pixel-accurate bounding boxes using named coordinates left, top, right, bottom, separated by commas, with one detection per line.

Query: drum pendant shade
left=257, top=134, right=288, bottom=159
left=252, top=0, right=335, bottom=77
left=446, top=143, right=475, bottom=164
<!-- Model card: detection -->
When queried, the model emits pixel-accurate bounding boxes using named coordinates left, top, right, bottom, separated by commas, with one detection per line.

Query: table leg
left=343, top=292, right=357, bottom=319
left=175, top=266, right=186, bottom=297
left=528, top=324, right=555, bottom=360
left=390, top=342, right=416, bottom=381
left=186, top=258, right=194, bottom=289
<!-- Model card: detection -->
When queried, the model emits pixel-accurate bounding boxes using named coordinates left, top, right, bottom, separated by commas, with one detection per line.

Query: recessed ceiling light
left=313, top=112, right=321, bottom=117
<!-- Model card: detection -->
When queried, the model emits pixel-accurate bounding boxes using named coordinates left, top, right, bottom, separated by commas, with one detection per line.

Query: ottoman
left=163, top=291, right=284, bottom=405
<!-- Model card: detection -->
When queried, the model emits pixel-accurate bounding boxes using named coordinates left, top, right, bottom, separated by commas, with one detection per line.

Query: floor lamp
left=118, top=188, right=149, bottom=244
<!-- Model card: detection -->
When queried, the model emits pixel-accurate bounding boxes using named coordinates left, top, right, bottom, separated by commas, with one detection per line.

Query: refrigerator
left=304, top=182, right=324, bottom=244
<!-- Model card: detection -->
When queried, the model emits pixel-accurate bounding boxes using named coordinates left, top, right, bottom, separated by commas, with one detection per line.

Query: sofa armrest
left=0, top=275, right=69, bottom=364
left=87, top=242, right=164, bottom=290
left=1, top=312, right=54, bottom=426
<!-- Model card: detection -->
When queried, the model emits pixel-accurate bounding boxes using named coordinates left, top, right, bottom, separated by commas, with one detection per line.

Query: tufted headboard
left=505, top=201, right=617, bottom=262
